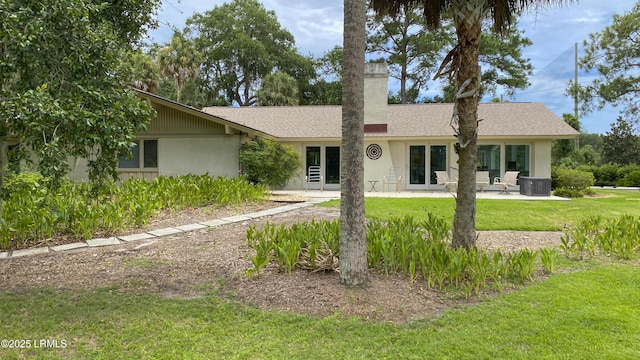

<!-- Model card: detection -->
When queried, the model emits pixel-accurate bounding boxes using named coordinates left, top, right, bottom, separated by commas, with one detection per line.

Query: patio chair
left=493, top=171, right=519, bottom=194
left=476, top=171, right=490, bottom=192
left=435, top=171, right=457, bottom=192
left=305, top=166, right=323, bottom=192
left=383, top=167, right=403, bottom=192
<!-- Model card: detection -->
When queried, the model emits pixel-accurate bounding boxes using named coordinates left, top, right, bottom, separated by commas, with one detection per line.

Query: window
left=118, top=140, right=158, bottom=169
left=505, top=144, right=530, bottom=177
left=478, top=145, right=501, bottom=183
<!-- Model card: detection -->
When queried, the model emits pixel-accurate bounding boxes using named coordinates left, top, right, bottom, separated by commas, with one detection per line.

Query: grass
left=319, top=190, right=640, bottom=231
left=1, top=262, right=639, bottom=359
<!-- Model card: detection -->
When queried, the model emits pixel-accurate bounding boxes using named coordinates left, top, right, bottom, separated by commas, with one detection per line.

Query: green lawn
left=320, top=190, right=640, bottom=230
left=1, top=263, right=639, bottom=359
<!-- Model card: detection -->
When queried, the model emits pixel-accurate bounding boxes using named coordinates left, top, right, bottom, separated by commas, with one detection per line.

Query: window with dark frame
left=118, top=140, right=158, bottom=169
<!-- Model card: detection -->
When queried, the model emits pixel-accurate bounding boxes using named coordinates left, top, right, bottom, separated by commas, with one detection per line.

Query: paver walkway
left=0, top=199, right=329, bottom=260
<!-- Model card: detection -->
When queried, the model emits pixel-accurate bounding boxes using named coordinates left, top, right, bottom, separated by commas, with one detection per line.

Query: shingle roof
left=201, top=102, right=579, bottom=139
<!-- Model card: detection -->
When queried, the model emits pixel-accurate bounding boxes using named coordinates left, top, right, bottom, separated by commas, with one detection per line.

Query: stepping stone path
left=0, top=199, right=331, bottom=260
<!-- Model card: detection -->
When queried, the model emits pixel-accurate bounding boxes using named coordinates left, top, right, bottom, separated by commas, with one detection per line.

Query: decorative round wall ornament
left=366, top=144, right=382, bottom=160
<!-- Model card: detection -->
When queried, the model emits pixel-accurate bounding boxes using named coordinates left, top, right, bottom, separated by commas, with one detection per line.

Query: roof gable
left=134, top=89, right=273, bottom=139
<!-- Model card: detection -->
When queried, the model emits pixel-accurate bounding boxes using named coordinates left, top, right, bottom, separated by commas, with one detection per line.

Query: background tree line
left=132, top=0, right=534, bottom=108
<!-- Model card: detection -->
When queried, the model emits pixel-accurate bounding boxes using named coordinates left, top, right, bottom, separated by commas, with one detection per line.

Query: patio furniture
left=476, top=171, right=490, bottom=192
left=494, top=171, right=519, bottom=194
left=305, top=166, right=323, bottom=192
left=383, top=167, right=403, bottom=192
left=435, top=171, right=457, bottom=192
left=367, top=180, right=379, bottom=192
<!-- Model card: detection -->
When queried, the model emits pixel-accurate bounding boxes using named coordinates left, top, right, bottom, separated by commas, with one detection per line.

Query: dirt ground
left=0, top=201, right=564, bottom=323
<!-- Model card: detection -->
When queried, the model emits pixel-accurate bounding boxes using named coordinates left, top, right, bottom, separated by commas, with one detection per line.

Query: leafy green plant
left=0, top=174, right=268, bottom=251
left=246, top=214, right=549, bottom=295
left=594, top=163, right=619, bottom=186
left=561, top=215, right=640, bottom=260
left=620, top=170, right=640, bottom=187
left=239, top=138, right=301, bottom=189
left=539, top=249, right=559, bottom=274
left=554, top=168, right=595, bottom=191
left=505, top=249, right=538, bottom=283
left=553, top=188, right=583, bottom=198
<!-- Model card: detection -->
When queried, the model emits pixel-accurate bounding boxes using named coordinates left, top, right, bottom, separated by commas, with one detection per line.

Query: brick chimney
left=363, top=62, right=388, bottom=133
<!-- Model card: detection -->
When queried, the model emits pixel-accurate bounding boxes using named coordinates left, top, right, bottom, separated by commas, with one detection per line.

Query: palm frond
left=371, top=0, right=579, bottom=34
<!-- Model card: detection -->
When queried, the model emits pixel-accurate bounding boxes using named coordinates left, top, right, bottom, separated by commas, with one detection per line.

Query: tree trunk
left=451, top=0, right=485, bottom=250
left=340, top=0, right=368, bottom=286
left=0, top=135, right=7, bottom=217
left=400, top=14, right=409, bottom=104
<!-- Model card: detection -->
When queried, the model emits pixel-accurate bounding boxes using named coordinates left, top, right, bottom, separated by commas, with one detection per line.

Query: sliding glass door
left=325, top=146, right=340, bottom=186
left=408, top=144, right=447, bottom=189
left=305, top=146, right=340, bottom=189
left=409, top=146, right=426, bottom=186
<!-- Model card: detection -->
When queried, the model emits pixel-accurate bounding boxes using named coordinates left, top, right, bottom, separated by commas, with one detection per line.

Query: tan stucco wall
left=281, top=142, right=304, bottom=190
left=532, top=140, right=552, bottom=178
left=69, top=156, right=90, bottom=183
left=159, top=137, right=241, bottom=178
left=67, top=136, right=242, bottom=182
left=364, top=140, right=395, bottom=190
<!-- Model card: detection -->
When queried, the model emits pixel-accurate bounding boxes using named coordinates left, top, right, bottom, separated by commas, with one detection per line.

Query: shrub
left=553, top=188, right=583, bottom=198
left=594, top=163, right=619, bottom=186
left=554, top=168, right=594, bottom=191
left=239, top=138, right=301, bottom=189
left=617, top=165, right=640, bottom=187
left=550, top=167, right=559, bottom=189
left=620, top=171, right=640, bottom=187
left=2, top=172, right=51, bottom=200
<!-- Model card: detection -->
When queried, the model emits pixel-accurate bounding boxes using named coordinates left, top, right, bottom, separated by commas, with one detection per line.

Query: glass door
left=325, top=146, right=340, bottom=187
left=430, top=145, right=447, bottom=184
left=409, top=145, right=426, bottom=188
left=305, top=147, right=321, bottom=190
left=478, top=145, right=501, bottom=183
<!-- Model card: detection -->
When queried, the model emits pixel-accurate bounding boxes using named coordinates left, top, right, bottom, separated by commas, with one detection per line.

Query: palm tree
left=371, top=0, right=577, bottom=249
left=157, top=31, right=202, bottom=103
left=340, top=0, right=368, bottom=286
left=130, top=50, right=161, bottom=93
left=257, top=71, right=300, bottom=106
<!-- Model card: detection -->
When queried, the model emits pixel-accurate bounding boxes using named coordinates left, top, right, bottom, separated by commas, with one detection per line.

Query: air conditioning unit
left=519, top=177, right=552, bottom=196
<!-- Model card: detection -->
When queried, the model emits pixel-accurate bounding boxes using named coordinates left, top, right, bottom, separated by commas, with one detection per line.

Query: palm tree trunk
left=340, top=0, right=368, bottom=286
left=451, top=0, right=485, bottom=249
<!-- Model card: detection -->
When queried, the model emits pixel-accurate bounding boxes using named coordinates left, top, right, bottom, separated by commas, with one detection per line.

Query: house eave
left=275, top=134, right=578, bottom=142
left=133, top=89, right=276, bottom=140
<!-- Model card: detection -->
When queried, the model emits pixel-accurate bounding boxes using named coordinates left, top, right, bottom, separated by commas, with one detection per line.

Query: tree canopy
left=157, top=31, right=203, bottom=103
left=602, top=117, right=640, bottom=165
left=185, top=0, right=314, bottom=106
left=257, top=72, right=300, bottom=106
left=367, top=1, right=452, bottom=103
left=365, top=2, right=534, bottom=104
left=0, top=0, right=160, bottom=188
left=301, top=46, right=344, bottom=105
left=573, top=2, right=640, bottom=122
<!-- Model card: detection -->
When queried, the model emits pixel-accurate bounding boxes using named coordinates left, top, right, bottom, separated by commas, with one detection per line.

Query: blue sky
left=147, top=0, right=639, bottom=134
